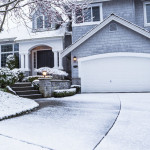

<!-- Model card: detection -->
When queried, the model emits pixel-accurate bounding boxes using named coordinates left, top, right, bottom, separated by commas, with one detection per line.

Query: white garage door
left=78, top=53, right=150, bottom=93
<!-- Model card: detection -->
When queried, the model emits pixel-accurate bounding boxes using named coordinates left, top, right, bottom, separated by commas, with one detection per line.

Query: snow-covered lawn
left=0, top=94, right=120, bottom=150
left=96, top=93, right=150, bottom=150
left=0, top=90, right=39, bottom=120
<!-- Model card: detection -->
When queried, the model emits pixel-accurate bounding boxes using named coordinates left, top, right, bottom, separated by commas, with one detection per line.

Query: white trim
left=62, top=14, right=150, bottom=57
left=143, top=1, right=150, bottom=27
left=78, top=52, right=150, bottom=77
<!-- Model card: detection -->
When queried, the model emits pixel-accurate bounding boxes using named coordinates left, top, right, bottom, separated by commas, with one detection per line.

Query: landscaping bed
left=0, top=90, right=39, bottom=121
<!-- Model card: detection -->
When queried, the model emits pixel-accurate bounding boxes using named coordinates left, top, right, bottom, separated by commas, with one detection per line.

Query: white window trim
left=143, top=1, right=150, bottom=27
left=73, top=3, right=103, bottom=27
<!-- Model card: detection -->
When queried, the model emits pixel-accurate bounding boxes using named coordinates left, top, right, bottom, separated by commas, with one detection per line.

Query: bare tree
left=0, top=0, right=89, bottom=32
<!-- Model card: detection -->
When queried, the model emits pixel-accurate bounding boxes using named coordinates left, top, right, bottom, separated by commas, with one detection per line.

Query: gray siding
left=71, top=21, right=150, bottom=78
left=72, top=25, right=96, bottom=43
left=72, top=0, right=136, bottom=43
left=103, top=0, right=135, bottom=23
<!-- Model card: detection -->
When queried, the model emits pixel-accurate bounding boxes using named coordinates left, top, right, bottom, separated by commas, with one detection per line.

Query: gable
left=62, top=14, right=150, bottom=57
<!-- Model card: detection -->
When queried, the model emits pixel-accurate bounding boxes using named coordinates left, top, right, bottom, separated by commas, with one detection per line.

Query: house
left=1, top=0, right=150, bottom=93
left=62, top=0, right=150, bottom=93
left=0, top=8, right=72, bottom=76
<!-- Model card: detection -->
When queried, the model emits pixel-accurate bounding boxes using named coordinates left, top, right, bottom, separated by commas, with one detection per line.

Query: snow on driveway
left=97, top=93, right=150, bottom=150
left=0, top=94, right=120, bottom=150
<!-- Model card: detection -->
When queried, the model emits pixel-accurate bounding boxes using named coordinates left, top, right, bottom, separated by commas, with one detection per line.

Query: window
left=36, top=15, right=53, bottom=30
left=144, top=2, right=150, bottom=26
left=37, top=16, right=44, bottom=29
left=1, top=44, right=13, bottom=52
left=1, top=43, right=19, bottom=67
left=75, top=3, right=102, bottom=24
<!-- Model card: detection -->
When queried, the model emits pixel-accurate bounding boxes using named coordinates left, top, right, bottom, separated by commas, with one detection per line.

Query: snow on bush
left=54, top=88, right=76, bottom=97
left=0, top=90, right=39, bottom=120
left=32, top=80, right=39, bottom=90
left=35, top=67, right=68, bottom=76
left=71, top=85, right=81, bottom=94
left=23, top=75, right=43, bottom=82
left=6, top=55, right=19, bottom=70
left=0, top=68, right=25, bottom=87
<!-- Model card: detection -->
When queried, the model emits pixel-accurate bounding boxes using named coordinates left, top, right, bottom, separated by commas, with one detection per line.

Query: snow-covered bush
left=53, top=88, right=76, bottom=97
left=32, top=80, right=39, bottom=90
left=71, top=85, right=81, bottom=94
left=23, top=75, right=42, bottom=82
left=0, top=68, right=24, bottom=88
left=6, top=55, right=19, bottom=70
left=12, top=68, right=25, bottom=82
left=35, top=67, right=68, bottom=79
left=0, top=68, right=18, bottom=88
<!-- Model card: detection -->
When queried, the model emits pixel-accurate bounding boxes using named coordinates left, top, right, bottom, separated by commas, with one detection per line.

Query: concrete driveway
left=1, top=93, right=150, bottom=150
left=0, top=94, right=120, bottom=150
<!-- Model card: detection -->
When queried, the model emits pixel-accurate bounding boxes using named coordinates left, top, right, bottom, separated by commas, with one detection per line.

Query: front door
left=37, top=50, right=54, bottom=68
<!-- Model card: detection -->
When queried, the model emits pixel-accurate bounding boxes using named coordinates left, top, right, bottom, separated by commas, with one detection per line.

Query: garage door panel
left=79, top=56, right=150, bottom=93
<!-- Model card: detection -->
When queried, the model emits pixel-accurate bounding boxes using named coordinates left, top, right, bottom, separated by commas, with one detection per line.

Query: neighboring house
left=0, top=8, right=72, bottom=76
left=62, top=0, right=150, bottom=93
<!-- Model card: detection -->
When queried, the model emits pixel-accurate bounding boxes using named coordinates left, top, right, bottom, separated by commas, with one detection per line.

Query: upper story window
left=144, top=2, right=150, bottom=26
left=36, top=15, right=53, bottom=30
left=74, top=3, right=103, bottom=26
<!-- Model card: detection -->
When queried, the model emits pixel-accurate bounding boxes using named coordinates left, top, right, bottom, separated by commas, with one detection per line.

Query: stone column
left=54, top=51, right=58, bottom=69
left=39, top=78, right=52, bottom=98
left=59, top=52, right=63, bottom=70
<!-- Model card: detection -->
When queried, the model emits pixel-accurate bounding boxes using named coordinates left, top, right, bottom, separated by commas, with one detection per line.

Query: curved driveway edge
left=94, top=94, right=121, bottom=150
left=96, top=93, right=150, bottom=150
left=0, top=94, right=120, bottom=150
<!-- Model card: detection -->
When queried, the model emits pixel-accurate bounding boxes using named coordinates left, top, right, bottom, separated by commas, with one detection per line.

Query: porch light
left=42, top=71, right=47, bottom=78
left=73, top=56, right=77, bottom=62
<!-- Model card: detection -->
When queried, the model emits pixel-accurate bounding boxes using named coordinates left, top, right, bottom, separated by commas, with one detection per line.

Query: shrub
left=0, top=68, right=25, bottom=88
left=32, top=80, right=39, bottom=90
left=35, top=67, right=68, bottom=79
left=71, top=85, right=81, bottom=94
left=12, top=69, right=25, bottom=82
left=0, top=68, right=18, bottom=88
left=23, top=76, right=42, bottom=82
left=6, top=55, right=19, bottom=70
left=53, top=88, right=76, bottom=97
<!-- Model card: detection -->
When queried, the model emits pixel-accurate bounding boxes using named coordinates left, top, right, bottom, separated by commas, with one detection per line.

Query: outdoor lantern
left=73, top=56, right=77, bottom=62
left=42, top=71, right=47, bottom=78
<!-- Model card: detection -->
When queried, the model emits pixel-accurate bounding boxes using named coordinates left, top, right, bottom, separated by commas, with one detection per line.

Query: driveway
left=1, top=93, right=150, bottom=150
left=96, top=93, right=150, bottom=150
left=0, top=94, right=120, bottom=150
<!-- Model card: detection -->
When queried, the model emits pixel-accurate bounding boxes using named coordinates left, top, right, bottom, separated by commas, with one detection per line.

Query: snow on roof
left=0, top=22, right=66, bottom=42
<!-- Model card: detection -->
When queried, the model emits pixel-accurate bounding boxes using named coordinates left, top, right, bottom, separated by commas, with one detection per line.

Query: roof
left=0, top=22, right=66, bottom=42
left=61, top=14, right=150, bottom=57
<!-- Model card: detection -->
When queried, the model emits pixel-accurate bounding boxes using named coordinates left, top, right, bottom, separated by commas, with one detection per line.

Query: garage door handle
left=110, top=80, right=112, bottom=83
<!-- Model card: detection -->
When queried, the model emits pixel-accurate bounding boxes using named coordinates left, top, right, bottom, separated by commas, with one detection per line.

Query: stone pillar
left=59, top=52, right=63, bottom=70
left=39, top=78, right=52, bottom=98
left=54, top=51, right=58, bottom=69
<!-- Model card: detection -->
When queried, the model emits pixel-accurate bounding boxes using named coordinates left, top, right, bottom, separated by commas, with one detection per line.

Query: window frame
left=0, top=43, right=19, bottom=68
left=143, top=1, right=150, bottom=27
left=35, top=15, right=54, bottom=30
left=73, top=3, right=103, bottom=26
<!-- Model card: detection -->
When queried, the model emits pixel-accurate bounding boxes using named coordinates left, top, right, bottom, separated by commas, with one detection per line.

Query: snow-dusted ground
left=0, top=91, right=39, bottom=120
left=96, top=93, right=150, bottom=150
left=0, top=94, right=120, bottom=150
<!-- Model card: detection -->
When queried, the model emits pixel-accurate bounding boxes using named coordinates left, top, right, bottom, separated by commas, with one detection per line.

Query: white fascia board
left=0, top=37, right=16, bottom=43
left=62, top=14, right=150, bottom=57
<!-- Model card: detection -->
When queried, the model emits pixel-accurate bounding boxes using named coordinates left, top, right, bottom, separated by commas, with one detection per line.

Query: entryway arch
left=30, top=45, right=54, bottom=75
